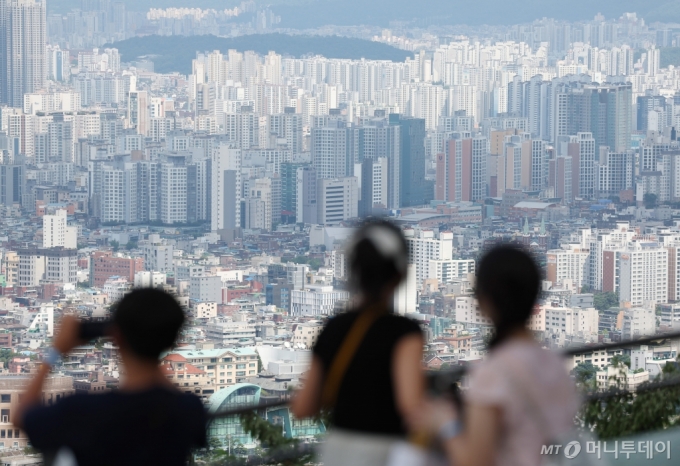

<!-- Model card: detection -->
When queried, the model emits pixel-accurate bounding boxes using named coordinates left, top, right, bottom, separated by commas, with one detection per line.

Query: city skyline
left=1, top=0, right=680, bottom=460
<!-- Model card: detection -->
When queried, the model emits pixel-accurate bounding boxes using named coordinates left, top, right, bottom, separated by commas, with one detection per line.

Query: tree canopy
left=593, top=291, right=619, bottom=311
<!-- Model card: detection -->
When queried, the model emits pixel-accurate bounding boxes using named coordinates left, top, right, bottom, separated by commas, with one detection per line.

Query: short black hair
left=476, top=245, right=540, bottom=348
left=112, top=288, right=185, bottom=361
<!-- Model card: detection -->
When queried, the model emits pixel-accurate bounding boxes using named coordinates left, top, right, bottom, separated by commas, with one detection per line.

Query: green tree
left=593, top=291, right=619, bottom=311
left=309, top=258, right=324, bottom=270
left=573, top=362, right=597, bottom=385
left=581, top=372, right=680, bottom=439
left=0, top=349, right=21, bottom=369
left=610, top=354, right=631, bottom=368
left=125, top=240, right=138, bottom=250
left=238, top=411, right=315, bottom=465
left=643, top=193, right=658, bottom=209
left=110, top=240, right=120, bottom=252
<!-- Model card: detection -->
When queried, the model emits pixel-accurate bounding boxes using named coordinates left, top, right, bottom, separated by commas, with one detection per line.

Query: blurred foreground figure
left=15, top=288, right=207, bottom=466
left=414, top=245, right=579, bottom=466
left=291, top=220, right=425, bottom=466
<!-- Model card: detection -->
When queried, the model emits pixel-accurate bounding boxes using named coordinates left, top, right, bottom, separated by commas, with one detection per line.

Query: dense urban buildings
left=2, top=0, right=680, bottom=459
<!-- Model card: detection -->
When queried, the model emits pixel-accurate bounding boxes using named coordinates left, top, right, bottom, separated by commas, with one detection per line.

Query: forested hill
left=107, top=34, right=413, bottom=75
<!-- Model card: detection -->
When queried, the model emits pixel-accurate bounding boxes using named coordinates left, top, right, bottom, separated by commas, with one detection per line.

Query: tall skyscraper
left=296, top=166, right=317, bottom=224
left=349, top=121, right=400, bottom=209
left=311, top=120, right=349, bottom=180
left=1, top=0, right=46, bottom=107
left=561, top=132, right=596, bottom=199
left=127, top=90, right=149, bottom=136
left=390, top=114, right=429, bottom=207
left=280, top=162, right=306, bottom=223
left=436, top=132, right=487, bottom=202
left=211, top=144, right=242, bottom=231
left=637, top=93, right=666, bottom=131
left=0, top=156, right=25, bottom=207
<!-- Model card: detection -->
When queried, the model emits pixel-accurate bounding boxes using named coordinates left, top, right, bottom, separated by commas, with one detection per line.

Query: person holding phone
left=14, top=288, right=207, bottom=466
left=412, top=246, right=579, bottom=466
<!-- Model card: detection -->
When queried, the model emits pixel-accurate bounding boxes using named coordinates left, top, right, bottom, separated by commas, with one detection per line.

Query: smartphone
left=78, top=321, right=111, bottom=341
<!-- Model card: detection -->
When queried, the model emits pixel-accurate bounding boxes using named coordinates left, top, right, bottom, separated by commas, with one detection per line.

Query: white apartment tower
left=1, top=0, right=46, bottom=107
left=619, top=242, right=668, bottom=307
left=403, top=228, right=454, bottom=288
left=160, top=159, right=187, bottom=224
left=316, top=177, right=358, bottom=225
left=43, top=209, right=77, bottom=249
left=312, top=122, right=349, bottom=180
left=546, top=244, right=589, bottom=290
left=244, top=177, right=273, bottom=230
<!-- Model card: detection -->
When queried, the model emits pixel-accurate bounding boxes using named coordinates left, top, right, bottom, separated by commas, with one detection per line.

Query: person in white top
left=413, top=245, right=580, bottom=466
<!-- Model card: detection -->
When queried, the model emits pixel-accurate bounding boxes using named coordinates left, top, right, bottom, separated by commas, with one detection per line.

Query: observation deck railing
left=205, top=329, right=680, bottom=465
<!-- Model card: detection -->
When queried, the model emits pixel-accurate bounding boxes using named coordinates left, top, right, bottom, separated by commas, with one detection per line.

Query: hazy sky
left=49, top=0, right=679, bottom=26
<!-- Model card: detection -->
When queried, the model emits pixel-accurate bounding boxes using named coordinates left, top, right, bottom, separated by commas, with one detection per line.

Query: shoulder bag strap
left=321, top=306, right=384, bottom=407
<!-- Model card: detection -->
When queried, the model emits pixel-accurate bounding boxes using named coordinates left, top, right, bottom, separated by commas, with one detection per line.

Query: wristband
left=43, top=347, right=62, bottom=367
left=438, top=419, right=462, bottom=441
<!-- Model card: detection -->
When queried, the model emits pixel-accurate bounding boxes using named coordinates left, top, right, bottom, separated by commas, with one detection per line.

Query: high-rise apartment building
left=211, top=144, right=242, bottom=231
left=311, top=120, right=349, bottom=180
left=390, top=114, right=429, bottom=207
left=561, top=132, right=596, bottom=199
left=0, top=158, right=24, bottom=207
left=46, top=113, right=74, bottom=163
left=159, top=156, right=188, bottom=225
left=588, top=223, right=635, bottom=292
left=280, top=162, right=306, bottom=222
left=358, top=157, right=388, bottom=217
left=436, top=132, right=487, bottom=202
left=403, top=228, right=454, bottom=288
left=618, top=242, right=668, bottom=307
left=43, top=209, right=77, bottom=249
left=1, top=0, right=46, bottom=107
left=637, top=93, right=667, bottom=132
left=296, top=166, right=317, bottom=224
left=244, top=177, right=273, bottom=230
left=18, top=247, right=77, bottom=286
left=546, top=244, right=590, bottom=290
left=512, top=76, right=631, bottom=155
left=269, top=110, right=303, bottom=154
left=596, top=148, right=635, bottom=197
left=316, top=177, right=358, bottom=225
left=127, top=90, right=149, bottom=136
left=349, top=122, right=400, bottom=209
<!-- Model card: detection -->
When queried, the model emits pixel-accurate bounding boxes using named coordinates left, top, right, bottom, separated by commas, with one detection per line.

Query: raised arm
left=15, top=316, right=81, bottom=429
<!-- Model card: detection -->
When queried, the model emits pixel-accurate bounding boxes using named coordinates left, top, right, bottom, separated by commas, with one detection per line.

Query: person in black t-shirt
left=15, top=289, right=207, bottom=466
left=291, top=220, right=424, bottom=466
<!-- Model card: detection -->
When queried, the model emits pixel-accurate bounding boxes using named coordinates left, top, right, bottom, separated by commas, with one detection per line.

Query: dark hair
left=348, top=220, right=408, bottom=302
left=476, top=245, right=540, bottom=349
left=112, top=288, right=185, bottom=361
